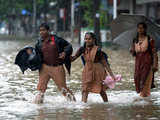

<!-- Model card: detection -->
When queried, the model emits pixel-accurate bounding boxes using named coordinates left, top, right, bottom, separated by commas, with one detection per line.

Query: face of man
left=39, top=27, right=49, bottom=39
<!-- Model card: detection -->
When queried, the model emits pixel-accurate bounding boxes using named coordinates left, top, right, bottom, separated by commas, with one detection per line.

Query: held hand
left=112, top=76, right=116, bottom=81
left=105, top=66, right=116, bottom=81
left=70, top=56, right=75, bottom=62
left=59, top=52, right=66, bottom=59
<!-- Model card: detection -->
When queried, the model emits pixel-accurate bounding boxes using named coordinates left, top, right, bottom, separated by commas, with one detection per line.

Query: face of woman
left=39, top=27, right=49, bottom=38
left=84, top=34, right=95, bottom=47
left=137, top=24, right=145, bottom=35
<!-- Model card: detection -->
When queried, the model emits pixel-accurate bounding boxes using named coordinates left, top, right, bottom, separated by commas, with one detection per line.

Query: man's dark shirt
left=41, top=40, right=63, bottom=66
left=35, top=35, right=73, bottom=74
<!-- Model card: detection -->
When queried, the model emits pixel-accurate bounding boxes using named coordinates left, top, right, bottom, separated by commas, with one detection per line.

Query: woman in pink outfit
left=71, top=32, right=115, bottom=103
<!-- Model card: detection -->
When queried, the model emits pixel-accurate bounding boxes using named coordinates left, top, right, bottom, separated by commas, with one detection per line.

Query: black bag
left=15, top=46, right=42, bottom=73
left=28, top=48, right=42, bottom=71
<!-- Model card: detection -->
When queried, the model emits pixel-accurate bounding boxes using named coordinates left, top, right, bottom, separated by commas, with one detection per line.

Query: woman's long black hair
left=133, top=22, right=152, bottom=52
left=133, top=22, right=147, bottom=43
left=78, top=32, right=99, bottom=54
left=83, top=32, right=98, bottom=48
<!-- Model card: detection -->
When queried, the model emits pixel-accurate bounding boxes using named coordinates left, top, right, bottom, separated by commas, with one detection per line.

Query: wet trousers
left=37, top=64, right=69, bottom=93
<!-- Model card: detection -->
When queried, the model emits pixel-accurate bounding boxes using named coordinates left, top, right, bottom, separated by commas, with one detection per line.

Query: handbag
left=103, top=75, right=122, bottom=89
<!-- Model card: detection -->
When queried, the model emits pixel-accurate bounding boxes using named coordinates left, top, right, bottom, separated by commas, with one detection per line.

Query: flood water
left=0, top=40, right=160, bottom=120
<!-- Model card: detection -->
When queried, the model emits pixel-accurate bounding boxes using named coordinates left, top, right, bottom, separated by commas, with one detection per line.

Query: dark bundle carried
left=15, top=46, right=42, bottom=73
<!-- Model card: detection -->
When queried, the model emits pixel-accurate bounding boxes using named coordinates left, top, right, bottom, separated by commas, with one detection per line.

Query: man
left=34, top=23, right=76, bottom=103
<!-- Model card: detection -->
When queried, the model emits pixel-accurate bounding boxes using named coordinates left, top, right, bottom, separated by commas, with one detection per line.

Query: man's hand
left=70, top=55, right=77, bottom=62
left=59, top=52, right=66, bottom=59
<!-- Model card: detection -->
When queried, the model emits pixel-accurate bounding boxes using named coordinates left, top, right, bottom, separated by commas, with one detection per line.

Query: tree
left=0, top=0, right=57, bottom=35
left=93, top=0, right=101, bottom=45
left=80, top=0, right=94, bottom=27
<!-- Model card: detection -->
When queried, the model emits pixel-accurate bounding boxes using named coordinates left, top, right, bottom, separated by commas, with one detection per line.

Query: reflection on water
left=0, top=40, right=160, bottom=120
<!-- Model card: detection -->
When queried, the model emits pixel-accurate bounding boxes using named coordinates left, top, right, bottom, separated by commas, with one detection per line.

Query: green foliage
left=100, top=10, right=108, bottom=29
left=80, top=0, right=109, bottom=29
left=0, top=0, right=56, bottom=20
left=80, top=0, right=94, bottom=27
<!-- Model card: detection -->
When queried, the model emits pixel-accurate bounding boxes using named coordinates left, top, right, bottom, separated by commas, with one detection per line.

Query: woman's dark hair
left=133, top=22, right=152, bottom=53
left=83, top=32, right=98, bottom=47
left=39, top=23, right=50, bottom=31
left=137, top=22, right=147, bottom=35
left=133, top=22, right=147, bottom=43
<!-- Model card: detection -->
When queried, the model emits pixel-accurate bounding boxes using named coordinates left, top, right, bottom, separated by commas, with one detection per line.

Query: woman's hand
left=135, top=43, right=141, bottom=53
left=70, top=56, right=74, bottom=62
left=105, top=65, right=116, bottom=81
left=70, top=55, right=77, bottom=62
left=112, top=76, right=116, bottom=81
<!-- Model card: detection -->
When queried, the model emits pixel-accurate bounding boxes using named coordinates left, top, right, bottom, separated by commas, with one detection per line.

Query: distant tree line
left=0, top=0, right=111, bottom=37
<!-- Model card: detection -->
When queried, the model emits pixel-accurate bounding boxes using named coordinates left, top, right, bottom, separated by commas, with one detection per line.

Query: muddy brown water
left=0, top=40, right=159, bottom=120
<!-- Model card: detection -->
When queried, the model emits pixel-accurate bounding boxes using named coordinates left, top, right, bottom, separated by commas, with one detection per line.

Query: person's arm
left=100, top=51, right=116, bottom=80
left=150, top=39, right=158, bottom=72
left=129, top=38, right=136, bottom=56
left=56, top=36, right=73, bottom=59
left=35, top=39, right=41, bottom=56
left=34, top=38, right=43, bottom=64
left=130, top=43, right=136, bottom=56
left=71, top=47, right=85, bottom=62
left=59, top=36, right=73, bottom=56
